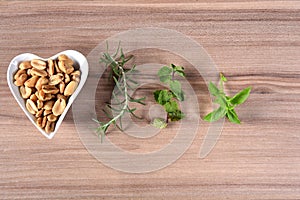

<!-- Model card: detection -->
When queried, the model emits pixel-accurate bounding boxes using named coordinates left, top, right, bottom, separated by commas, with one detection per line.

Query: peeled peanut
left=54, top=60, right=61, bottom=73
left=35, top=109, right=43, bottom=118
left=14, top=73, right=28, bottom=86
left=71, top=70, right=81, bottom=76
left=30, top=93, right=38, bottom=102
left=37, top=90, right=52, bottom=101
left=52, top=98, right=66, bottom=116
left=64, top=81, right=78, bottom=96
left=58, top=54, right=69, bottom=61
left=42, top=116, right=47, bottom=128
left=72, top=75, right=80, bottom=83
left=44, top=100, right=54, bottom=110
left=20, top=86, right=32, bottom=99
left=31, top=59, right=46, bottom=70
left=36, top=117, right=43, bottom=128
left=71, top=70, right=81, bottom=83
left=59, top=82, right=65, bottom=94
left=57, top=94, right=67, bottom=101
left=42, top=85, right=59, bottom=94
left=49, top=73, right=64, bottom=85
left=45, top=121, right=55, bottom=133
left=43, top=109, right=52, bottom=116
left=48, top=59, right=54, bottom=75
left=35, top=77, right=49, bottom=91
left=64, top=74, right=70, bottom=84
left=27, top=69, right=31, bottom=76
left=58, top=60, right=74, bottom=74
left=19, top=61, right=32, bottom=70
left=24, top=76, right=39, bottom=88
left=37, top=100, right=43, bottom=109
left=30, top=68, right=47, bottom=77
left=26, top=99, right=38, bottom=114
left=14, top=69, right=26, bottom=80
left=47, top=114, right=57, bottom=122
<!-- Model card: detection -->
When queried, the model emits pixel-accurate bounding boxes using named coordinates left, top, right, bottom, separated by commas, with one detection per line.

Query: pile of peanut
left=13, top=54, right=80, bottom=133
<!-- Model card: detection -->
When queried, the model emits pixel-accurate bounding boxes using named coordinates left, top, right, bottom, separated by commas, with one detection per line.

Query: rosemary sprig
left=93, top=43, right=145, bottom=142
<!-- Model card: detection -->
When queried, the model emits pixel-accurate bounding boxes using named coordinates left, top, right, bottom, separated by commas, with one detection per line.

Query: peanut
left=31, top=59, right=46, bottom=70
left=30, top=68, right=47, bottom=77
left=64, top=81, right=78, bottom=96
left=14, top=73, right=28, bottom=86
left=44, top=100, right=54, bottom=110
left=26, top=99, right=38, bottom=114
left=35, top=77, right=49, bottom=91
left=49, top=73, right=64, bottom=85
left=14, top=69, right=26, bottom=80
left=48, top=59, right=54, bottom=76
left=42, top=85, right=59, bottom=94
left=19, top=61, right=32, bottom=70
left=47, top=114, right=57, bottom=122
left=52, top=98, right=66, bottom=116
left=20, top=86, right=32, bottom=99
left=24, top=76, right=39, bottom=88
left=59, top=82, right=65, bottom=94
left=35, top=109, right=44, bottom=118
left=45, top=121, right=55, bottom=133
left=64, top=74, right=70, bottom=84
left=43, top=109, right=52, bottom=116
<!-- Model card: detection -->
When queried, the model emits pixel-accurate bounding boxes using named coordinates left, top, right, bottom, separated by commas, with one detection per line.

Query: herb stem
left=100, top=63, right=129, bottom=128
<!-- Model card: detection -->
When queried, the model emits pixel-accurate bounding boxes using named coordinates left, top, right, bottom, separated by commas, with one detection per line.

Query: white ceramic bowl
left=7, top=50, right=88, bottom=139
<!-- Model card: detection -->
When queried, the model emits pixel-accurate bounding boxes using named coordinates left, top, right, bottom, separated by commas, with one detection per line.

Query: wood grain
left=1, top=1, right=300, bottom=199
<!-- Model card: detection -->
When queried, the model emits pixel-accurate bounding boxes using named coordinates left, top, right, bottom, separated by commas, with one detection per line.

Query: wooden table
left=1, top=1, right=300, bottom=199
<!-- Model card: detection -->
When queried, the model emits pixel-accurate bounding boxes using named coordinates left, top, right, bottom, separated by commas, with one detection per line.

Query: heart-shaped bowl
left=7, top=50, right=88, bottom=139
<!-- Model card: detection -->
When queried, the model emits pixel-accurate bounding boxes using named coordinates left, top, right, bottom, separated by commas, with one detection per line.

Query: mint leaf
left=152, top=118, right=167, bottom=129
left=153, top=90, right=161, bottom=102
left=164, top=100, right=178, bottom=113
left=158, top=66, right=172, bottom=83
left=220, top=73, right=227, bottom=82
left=214, top=95, right=227, bottom=108
left=172, top=64, right=185, bottom=77
left=208, top=82, right=220, bottom=96
left=226, top=109, right=241, bottom=124
left=157, top=90, right=173, bottom=105
left=168, top=110, right=185, bottom=121
left=230, top=87, right=251, bottom=105
left=204, top=106, right=226, bottom=122
left=170, top=80, right=184, bottom=101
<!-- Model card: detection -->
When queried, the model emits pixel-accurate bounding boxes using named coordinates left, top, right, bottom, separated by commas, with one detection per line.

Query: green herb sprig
left=204, top=73, right=251, bottom=124
left=152, top=64, right=185, bottom=128
left=93, top=43, right=145, bottom=142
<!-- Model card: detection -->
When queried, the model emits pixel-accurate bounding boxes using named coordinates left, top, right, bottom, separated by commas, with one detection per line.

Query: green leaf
left=154, top=90, right=173, bottom=105
left=164, top=100, right=178, bottom=113
left=220, top=73, right=227, bottom=82
left=172, top=64, right=185, bottom=77
left=208, top=82, right=220, bottom=96
left=170, top=80, right=184, bottom=101
left=168, top=110, right=185, bottom=121
left=153, top=90, right=161, bottom=102
left=158, top=66, right=172, bottom=83
left=214, top=95, right=227, bottom=108
left=226, top=109, right=241, bottom=124
left=204, top=106, right=226, bottom=122
left=152, top=118, right=168, bottom=129
left=230, top=87, right=251, bottom=105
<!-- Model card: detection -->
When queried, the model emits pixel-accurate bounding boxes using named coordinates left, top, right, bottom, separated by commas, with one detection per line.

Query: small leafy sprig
left=93, top=43, right=145, bottom=142
left=204, top=73, right=251, bottom=124
left=152, top=64, right=185, bottom=128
